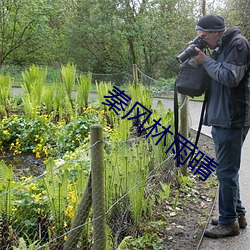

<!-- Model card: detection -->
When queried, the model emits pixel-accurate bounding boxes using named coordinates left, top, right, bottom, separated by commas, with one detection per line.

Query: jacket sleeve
left=203, top=37, right=250, bottom=87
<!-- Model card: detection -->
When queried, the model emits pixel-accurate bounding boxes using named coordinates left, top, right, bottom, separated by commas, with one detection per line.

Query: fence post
left=180, top=94, right=189, bottom=176
left=133, top=64, right=138, bottom=86
left=91, top=124, right=106, bottom=250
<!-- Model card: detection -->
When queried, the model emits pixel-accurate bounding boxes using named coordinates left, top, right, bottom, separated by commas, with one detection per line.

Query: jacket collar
left=212, top=26, right=241, bottom=58
left=221, top=26, right=241, bottom=46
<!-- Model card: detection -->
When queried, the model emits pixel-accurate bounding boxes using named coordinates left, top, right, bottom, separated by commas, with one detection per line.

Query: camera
left=176, top=36, right=208, bottom=63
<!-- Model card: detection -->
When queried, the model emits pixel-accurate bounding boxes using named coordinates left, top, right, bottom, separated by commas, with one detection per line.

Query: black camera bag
left=175, top=58, right=209, bottom=97
left=173, top=58, right=209, bottom=168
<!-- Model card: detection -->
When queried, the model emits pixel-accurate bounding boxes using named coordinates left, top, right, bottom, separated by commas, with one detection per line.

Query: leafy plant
left=60, top=62, right=76, bottom=102
left=13, top=236, right=42, bottom=250
left=43, top=84, right=56, bottom=114
left=159, top=182, right=171, bottom=202
left=128, top=83, right=152, bottom=127
left=76, top=72, right=92, bottom=110
left=0, top=161, right=15, bottom=222
left=172, top=190, right=180, bottom=210
left=12, top=177, right=48, bottom=241
left=21, top=65, right=47, bottom=118
left=117, top=233, right=163, bottom=250
left=0, top=73, right=12, bottom=116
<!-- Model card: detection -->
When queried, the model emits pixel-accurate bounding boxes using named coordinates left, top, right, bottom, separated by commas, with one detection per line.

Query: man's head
left=195, top=15, right=225, bottom=49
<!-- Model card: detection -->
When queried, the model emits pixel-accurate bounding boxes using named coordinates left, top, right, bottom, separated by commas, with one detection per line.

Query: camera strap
left=173, top=85, right=208, bottom=169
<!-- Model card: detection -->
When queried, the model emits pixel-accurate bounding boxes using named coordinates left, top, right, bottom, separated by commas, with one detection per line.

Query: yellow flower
left=36, top=152, right=41, bottom=159
left=71, top=195, right=76, bottom=204
left=26, top=183, right=37, bottom=191
left=65, top=205, right=74, bottom=218
left=3, top=130, right=9, bottom=135
left=32, top=193, right=42, bottom=201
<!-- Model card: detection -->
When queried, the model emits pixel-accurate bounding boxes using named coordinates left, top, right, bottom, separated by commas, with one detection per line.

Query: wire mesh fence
left=0, top=126, right=177, bottom=249
left=0, top=64, right=193, bottom=249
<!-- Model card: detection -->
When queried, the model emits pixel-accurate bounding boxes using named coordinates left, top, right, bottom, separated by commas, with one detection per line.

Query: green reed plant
left=0, top=161, right=14, bottom=222
left=105, top=138, right=153, bottom=225
left=43, top=84, right=55, bottom=114
left=128, top=83, right=152, bottom=111
left=0, top=73, right=12, bottom=116
left=60, top=62, right=76, bottom=102
left=43, top=159, right=69, bottom=233
left=96, top=81, right=113, bottom=110
left=52, top=82, right=74, bottom=122
left=178, top=172, right=191, bottom=189
left=128, top=83, right=153, bottom=127
left=149, top=100, right=174, bottom=163
left=21, top=65, right=47, bottom=118
left=109, top=112, right=132, bottom=141
left=76, top=72, right=92, bottom=111
left=127, top=142, right=149, bottom=224
left=96, top=81, right=118, bottom=127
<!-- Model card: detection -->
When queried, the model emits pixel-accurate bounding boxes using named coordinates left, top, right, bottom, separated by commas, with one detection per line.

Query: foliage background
left=0, top=0, right=248, bottom=80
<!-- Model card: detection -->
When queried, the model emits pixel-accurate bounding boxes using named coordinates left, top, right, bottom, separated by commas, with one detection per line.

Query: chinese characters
left=102, top=86, right=217, bottom=181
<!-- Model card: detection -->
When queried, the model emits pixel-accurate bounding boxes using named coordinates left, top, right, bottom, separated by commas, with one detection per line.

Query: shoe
left=211, top=214, right=247, bottom=229
left=204, top=222, right=240, bottom=238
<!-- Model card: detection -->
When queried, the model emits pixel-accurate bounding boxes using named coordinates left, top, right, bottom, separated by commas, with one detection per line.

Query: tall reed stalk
left=128, top=83, right=153, bottom=127
left=21, top=65, right=47, bottom=118
left=96, top=81, right=113, bottom=111
left=105, top=139, right=153, bottom=225
left=0, top=161, right=14, bottom=222
left=150, top=100, right=175, bottom=163
left=43, top=84, right=56, bottom=114
left=76, top=72, right=92, bottom=112
left=96, top=81, right=118, bottom=127
left=43, top=159, right=68, bottom=232
left=0, top=73, right=12, bottom=116
left=61, top=63, right=76, bottom=102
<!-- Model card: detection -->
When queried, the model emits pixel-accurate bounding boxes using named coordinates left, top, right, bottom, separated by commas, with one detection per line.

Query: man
left=192, top=15, right=250, bottom=238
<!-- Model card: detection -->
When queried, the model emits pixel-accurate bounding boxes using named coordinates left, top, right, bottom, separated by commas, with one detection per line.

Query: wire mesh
left=0, top=66, right=195, bottom=249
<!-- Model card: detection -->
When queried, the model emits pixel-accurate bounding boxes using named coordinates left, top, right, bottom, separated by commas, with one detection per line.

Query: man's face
left=196, top=30, right=222, bottom=49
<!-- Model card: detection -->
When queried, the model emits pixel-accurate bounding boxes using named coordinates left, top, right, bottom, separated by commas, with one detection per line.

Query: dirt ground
left=158, top=129, right=218, bottom=250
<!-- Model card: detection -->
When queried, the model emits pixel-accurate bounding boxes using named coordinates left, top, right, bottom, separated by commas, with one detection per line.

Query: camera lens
left=176, top=44, right=198, bottom=63
left=176, top=36, right=208, bottom=63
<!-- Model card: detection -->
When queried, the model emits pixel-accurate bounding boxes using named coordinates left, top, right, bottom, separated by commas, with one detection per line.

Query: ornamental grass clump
left=76, top=72, right=92, bottom=111
left=60, top=63, right=76, bottom=103
left=21, top=65, right=47, bottom=118
left=0, top=73, right=12, bottom=117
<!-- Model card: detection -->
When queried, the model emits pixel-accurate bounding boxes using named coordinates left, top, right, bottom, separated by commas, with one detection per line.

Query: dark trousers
left=211, top=126, right=249, bottom=225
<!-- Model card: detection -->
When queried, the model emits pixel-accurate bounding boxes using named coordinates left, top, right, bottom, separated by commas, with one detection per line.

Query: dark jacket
left=203, top=26, right=250, bottom=128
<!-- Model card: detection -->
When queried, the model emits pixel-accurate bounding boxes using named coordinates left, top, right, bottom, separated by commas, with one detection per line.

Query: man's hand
left=192, top=47, right=207, bottom=64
